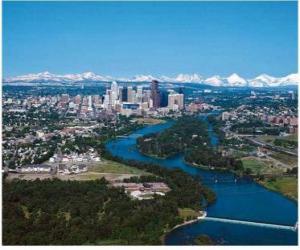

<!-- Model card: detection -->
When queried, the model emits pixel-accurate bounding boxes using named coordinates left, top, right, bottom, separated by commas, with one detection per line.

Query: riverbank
left=161, top=210, right=206, bottom=244
left=257, top=177, right=298, bottom=202
left=137, top=145, right=298, bottom=204
left=106, top=117, right=298, bottom=245
left=188, top=159, right=298, bottom=202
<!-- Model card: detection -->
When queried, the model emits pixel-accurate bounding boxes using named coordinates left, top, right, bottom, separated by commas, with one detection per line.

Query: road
left=223, top=126, right=297, bottom=157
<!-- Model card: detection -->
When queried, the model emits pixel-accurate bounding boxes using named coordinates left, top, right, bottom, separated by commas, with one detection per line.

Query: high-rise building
left=151, top=80, right=160, bottom=109
left=288, top=90, right=295, bottom=100
left=168, top=93, right=184, bottom=111
left=118, top=86, right=123, bottom=101
left=131, top=90, right=137, bottom=103
left=136, top=86, right=143, bottom=103
left=127, top=86, right=134, bottom=103
left=143, top=90, right=151, bottom=103
left=111, top=81, right=119, bottom=105
left=88, top=96, right=93, bottom=111
left=121, top=86, right=128, bottom=102
left=160, top=90, right=169, bottom=107
left=103, top=89, right=112, bottom=109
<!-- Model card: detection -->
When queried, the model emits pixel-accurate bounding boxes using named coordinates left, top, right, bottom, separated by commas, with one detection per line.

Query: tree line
left=3, top=157, right=216, bottom=245
left=137, top=115, right=244, bottom=173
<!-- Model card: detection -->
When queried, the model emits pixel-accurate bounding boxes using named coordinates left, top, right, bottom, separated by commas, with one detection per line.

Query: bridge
left=116, top=135, right=129, bottom=138
left=129, top=134, right=144, bottom=138
left=200, top=216, right=297, bottom=231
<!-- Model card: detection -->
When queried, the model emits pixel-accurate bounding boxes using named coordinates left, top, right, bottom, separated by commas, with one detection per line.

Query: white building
left=127, top=86, right=135, bottom=103
left=168, top=93, right=184, bottom=111
left=136, top=86, right=143, bottom=103
left=88, top=96, right=93, bottom=111
left=111, top=81, right=119, bottom=106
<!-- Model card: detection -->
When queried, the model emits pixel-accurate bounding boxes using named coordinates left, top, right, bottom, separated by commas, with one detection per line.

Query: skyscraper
left=160, top=90, right=169, bottom=107
left=151, top=80, right=160, bottom=109
left=136, top=86, right=143, bottom=103
left=168, top=93, right=184, bottom=111
left=127, top=86, right=136, bottom=103
left=111, top=81, right=119, bottom=105
left=121, top=86, right=128, bottom=102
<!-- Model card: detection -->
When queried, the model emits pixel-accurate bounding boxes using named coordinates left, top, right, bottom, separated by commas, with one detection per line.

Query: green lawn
left=261, top=176, right=298, bottom=201
left=257, top=135, right=276, bottom=144
left=241, top=157, right=281, bottom=175
left=270, top=152, right=298, bottom=166
left=55, top=160, right=150, bottom=181
left=257, top=134, right=298, bottom=143
left=285, top=134, right=298, bottom=142
left=90, top=159, right=149, bottom=175
left=178, top=208, right=200, bottom=221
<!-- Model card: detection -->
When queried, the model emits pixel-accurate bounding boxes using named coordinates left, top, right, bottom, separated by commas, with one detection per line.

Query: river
left=106, top=117, right=298, bottom=245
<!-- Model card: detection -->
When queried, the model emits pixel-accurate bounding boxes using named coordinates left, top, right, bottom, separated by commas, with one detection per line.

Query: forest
left=137, top=116, right=244, bottom=173
left=3, top=157, right=215, bottom=245
left=137, top=116, right=210, bottom=158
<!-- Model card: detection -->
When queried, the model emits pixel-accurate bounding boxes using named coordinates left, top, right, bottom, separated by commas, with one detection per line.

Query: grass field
left=61, top=159, right=150, bottom=181
left=90, top=159, right=149, bottom=175
left=285, top=134, right=298, bottom=142
left=178, top=208, right=200, bottom=221
left=257, top=135, right=276, bottom=144
left=241, top=157, right=282, bottom=175
left=270, top=152, right=298, bottom=166
left=260, top=176, right=298, bottom=201
left=257, top=134, right=298, bottom=148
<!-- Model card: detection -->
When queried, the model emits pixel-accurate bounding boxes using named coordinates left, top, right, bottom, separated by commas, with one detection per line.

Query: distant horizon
left=4, top=70, right=298, bottom=79
left=4, top=1, right=297, bottom=78
left=4, top=70, right=299, bottom=88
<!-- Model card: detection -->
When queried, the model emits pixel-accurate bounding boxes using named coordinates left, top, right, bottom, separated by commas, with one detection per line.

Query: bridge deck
left=202, top=217, right=296, bottom=231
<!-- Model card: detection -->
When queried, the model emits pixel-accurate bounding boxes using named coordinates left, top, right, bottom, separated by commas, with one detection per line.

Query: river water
left=106, top=118, right=298, bottom=245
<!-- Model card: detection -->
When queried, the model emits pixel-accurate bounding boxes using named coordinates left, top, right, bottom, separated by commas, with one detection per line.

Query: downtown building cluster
left=102, top=80, right=184, bottom=116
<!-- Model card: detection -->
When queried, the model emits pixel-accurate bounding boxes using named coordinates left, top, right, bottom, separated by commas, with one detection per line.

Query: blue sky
left=3, top=1, right=297, bottom=78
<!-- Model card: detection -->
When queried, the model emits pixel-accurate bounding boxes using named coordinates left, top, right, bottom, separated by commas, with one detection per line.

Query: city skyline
left=4, top=1, right=297, bottom=78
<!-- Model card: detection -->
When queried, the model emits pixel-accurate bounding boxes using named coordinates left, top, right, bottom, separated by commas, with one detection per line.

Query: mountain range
left=3, top=71, right=299, bottom=87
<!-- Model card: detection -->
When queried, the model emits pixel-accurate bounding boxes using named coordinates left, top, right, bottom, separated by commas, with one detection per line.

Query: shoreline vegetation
left=161, top=208, right=206, bottom=244
left=257, top=177, right=298, bottom=202
left=137, top=115, right=244, bottom=175
left=3, top=158, right=216, bottom=245
left=4, top=114, right=296, bottom=245
left=3, top=126, right=217, bottom=246
left=136, top=115, right=298, bottom=201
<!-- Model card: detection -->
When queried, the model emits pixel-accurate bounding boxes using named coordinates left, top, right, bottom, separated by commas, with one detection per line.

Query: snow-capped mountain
left=131, top=75, right=158, bottom=82
left=226, top=73, right=247, bottom=86
left=160, top=74, right=202, bottom=83
left=202, top=73, right=247, bottom=87
left=3, top=71, right=299, bottom=87
left=174, top=74, right=202, bottom=83
left=248, top=74, right=278, bottom=87
left=248, top=73, right=299, bottom=87
left=4, top=71, right=114, bottom=83
left=278, top=73, right=299, bottom=86
left=203, top=75, right=223, bottom=86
